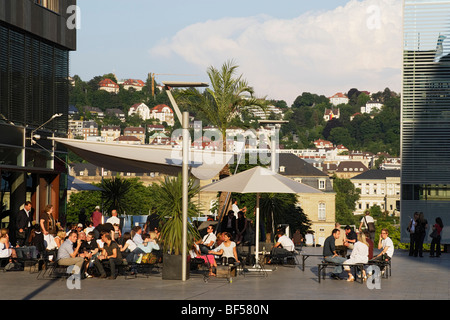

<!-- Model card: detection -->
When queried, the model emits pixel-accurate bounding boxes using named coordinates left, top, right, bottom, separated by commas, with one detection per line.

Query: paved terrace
left=1, top=247, right=449, bottom=301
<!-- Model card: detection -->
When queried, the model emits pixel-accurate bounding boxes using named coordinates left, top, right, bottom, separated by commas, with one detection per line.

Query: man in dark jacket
left=16, top=201, right=33, bottom=246
left=323, top=229, right=347, bottom=279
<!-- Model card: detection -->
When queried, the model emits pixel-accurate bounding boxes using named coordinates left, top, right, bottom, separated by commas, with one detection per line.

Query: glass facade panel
left=0, top=22, right=69, bottom=134
left=401, top=0, right=450, bottom=243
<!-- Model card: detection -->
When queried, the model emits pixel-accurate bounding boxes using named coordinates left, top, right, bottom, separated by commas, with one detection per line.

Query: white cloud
left=150, top=0, right=403, bottom=104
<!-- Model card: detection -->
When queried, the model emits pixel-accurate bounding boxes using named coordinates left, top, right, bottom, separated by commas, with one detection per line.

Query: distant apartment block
left=329, top=92, right=349, bottom=106
left=101, top=126, right=121, bottom=143
left=124, top=126, right=145, bottom=144
left=128, top=103, right=151, bottom=121
left=105, top=108, right=126, bottom=122
left=150, top=104, right=175, bottom=126
left=121, top=79, right=145, bottom=91
left=323, top=108, right=340, bottom=121
left=361, top=101, right=383, bottom=114
left=99, top=78, right=120, bottom=93
left=351, top=170, right=400, bottom=216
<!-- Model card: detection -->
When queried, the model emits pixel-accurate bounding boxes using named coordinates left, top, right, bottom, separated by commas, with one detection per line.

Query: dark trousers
left=94, top=257, right=123, bottom=277
left=409, top=233, right=416, bottom=256
left=413, top=233, right=425, bottom=257
left=430, top=235, right=442, bottom=256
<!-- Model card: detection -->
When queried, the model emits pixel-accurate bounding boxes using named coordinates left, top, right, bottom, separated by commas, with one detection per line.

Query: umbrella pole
left=255, top=193, right=260, bottom=266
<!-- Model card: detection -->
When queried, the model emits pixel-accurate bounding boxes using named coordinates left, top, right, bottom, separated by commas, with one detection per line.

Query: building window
left=318, top=203, right=326, bottom=221
left=35, top=0, right=60, bottom=13
left=319, top=179, right=325, bottom=190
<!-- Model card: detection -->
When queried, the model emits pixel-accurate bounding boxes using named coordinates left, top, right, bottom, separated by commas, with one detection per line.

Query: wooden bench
left=317, top=261, right=366, bottom=283
left=367, top=259, right=391, bottom=278
left=318, top=259, right=392, bottom=283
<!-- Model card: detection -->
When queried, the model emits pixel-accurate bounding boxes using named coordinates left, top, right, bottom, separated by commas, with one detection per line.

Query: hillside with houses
left=67, top=74, right=401, bottom=241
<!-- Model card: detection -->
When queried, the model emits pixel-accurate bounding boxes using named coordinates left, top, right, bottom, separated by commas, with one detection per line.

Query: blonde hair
left=357, top=232, right=369, bottom=247
left=149, top=231, right=157, bottom=241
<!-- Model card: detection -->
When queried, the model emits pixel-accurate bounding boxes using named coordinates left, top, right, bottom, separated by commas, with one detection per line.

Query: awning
left=52, top=138, right=233, bottom=180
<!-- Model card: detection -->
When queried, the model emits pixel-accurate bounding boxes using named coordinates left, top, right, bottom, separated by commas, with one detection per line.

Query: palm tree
left=100, top=176, right=132, bottom=215
left=152, top=173, right=200, bottom=255
left=177, top=60, right=267, bottom=215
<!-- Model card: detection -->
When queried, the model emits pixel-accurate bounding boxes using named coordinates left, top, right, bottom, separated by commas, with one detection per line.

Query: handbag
left=430, top=229, right=438, bottom=239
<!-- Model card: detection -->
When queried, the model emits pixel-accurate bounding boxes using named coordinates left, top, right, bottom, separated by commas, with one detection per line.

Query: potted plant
left=152, top=173, right=200, bottom=280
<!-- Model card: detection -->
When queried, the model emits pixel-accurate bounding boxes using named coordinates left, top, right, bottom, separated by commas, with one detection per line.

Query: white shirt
left=305, top=234, right=314, bottom=245
left=0, top=243, right=12, bottom=258
left=133, top=233, right=143, bottom=245
left=349, top=241, right=369, bottom=263
left=361, top=215, right=374, bottom=229
left=382, top=237, right=394, bottom=258
left=232, top=203, right=240, bottom=215
left=276, top=235, right=295, bottom=251
left=106, top=216, right=120, bottom=225
left=125, top=239, right=137, bottom=252
left=202, top=232, right=217, bottom=248
left=214, top=241, right=236, bottom=258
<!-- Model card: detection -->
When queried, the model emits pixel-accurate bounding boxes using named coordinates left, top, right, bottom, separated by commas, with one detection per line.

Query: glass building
left=0, top=0, right=76, bottom=243
left=401, top=0, right=450, bottom=243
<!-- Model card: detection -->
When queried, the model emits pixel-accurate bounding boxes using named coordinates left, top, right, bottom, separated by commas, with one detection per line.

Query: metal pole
left=255, top=193, right=260, bottom=265
left=181, top=111, right=189, bottom=281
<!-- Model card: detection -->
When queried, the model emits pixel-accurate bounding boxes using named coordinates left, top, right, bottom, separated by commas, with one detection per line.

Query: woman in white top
left=343, top=232, right=369, bottom=282
left=209, top=232, right=239, bottom=265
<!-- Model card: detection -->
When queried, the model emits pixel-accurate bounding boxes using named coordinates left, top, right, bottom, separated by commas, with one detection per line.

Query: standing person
left=40, top=204, right=58, bottom=237
left=343, top=232, right=369, bottom=282
left=414, top=212, right=428, bottom=257
left=16, top=201, right=33, bottom=246
left=221, top=210, right=236, bottom=238
left=408, top=212, right=419, bottom=256
left=323, top=229, right=347, bottom=280
left=231, top=199, right=240, bottom=216
left=235, top=211, right=248, bottom=245
left=359, top=209, right=376, bottom=240
left=106, top=209, right=120, bottom=226
left=430, top=217, right=444, bottom=257
left=91, top=206, right=102, bottom=227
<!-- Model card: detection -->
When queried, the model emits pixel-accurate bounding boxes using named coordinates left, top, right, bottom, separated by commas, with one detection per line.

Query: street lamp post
left=163, top=81, right=208, bottom=281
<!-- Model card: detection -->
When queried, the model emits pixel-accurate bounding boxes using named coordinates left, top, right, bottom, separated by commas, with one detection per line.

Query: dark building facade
left=401, top=0, right=450, bottom=243
left=0, top=0, right=76, bottom=242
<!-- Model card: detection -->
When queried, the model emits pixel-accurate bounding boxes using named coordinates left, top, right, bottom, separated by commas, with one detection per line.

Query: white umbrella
left=201, top=166, right=322, bottom=264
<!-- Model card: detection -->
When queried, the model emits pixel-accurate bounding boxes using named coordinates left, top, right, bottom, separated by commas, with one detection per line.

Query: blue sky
left=71, top=0, right=403, bottom=104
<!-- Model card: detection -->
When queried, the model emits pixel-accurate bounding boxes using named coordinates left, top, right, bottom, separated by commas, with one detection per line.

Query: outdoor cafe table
left=299, top=253, right=323, bottom=271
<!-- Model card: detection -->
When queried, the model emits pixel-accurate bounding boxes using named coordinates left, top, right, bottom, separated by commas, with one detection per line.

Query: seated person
left=190, top=242, right=217, bottom=277
left=56, top=230, right=85, bottom=276
left=344, top=225, right=357, bottom=250
left=131, top=226, right=144, bottom=246
left=0, top=231, right=17, bottom=260
left=29, top=225, right=46, bottom=257
left=93, top=233, right=123, bottom=279
left=195, top=224, right=217, bottom=254
left=209, top=232, right=240, bottom=265
left=271, top=230, right=295, bottom=257
left=135, top=232, right=161, bottom=263
left=370, top=228, right=394, bottom=273
left=80, top=231, right=99, bottom=256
